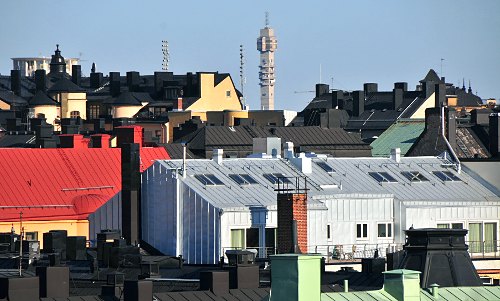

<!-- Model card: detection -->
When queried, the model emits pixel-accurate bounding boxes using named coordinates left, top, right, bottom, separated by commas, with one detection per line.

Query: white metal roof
left=151, top=155, right=499, bottom=210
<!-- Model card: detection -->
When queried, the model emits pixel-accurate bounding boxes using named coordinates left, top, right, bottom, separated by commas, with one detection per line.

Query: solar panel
left=433, top=171, right=461, bottom=182
left=206, top=174, right=224, bottom=185
left=316, top=161, right=336, bottom=173
left=443, top=171, right=461, bottom=181
left=401, top=171, right=429, bottom=182
left=194, top=174, right=211, bottom=185
left=369, top=172, right=397, bottom=183
left=273, top=173, right=292, bottom=184
left=241, top=174, right=259, bottom=184
left=263, top=173, right=278, bottom=184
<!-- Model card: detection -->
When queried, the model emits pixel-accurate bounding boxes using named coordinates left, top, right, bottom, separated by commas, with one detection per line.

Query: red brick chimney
left=59, top=134, right=89, bottom=149
left=277, top=193, right=308, bottom=254
left=90, top=134, right=111, bottom=148
left=176, top=97, right=183, bottom=111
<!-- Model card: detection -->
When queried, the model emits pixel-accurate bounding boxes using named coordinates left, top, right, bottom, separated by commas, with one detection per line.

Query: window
left=226, top=90, right=231, bottom=97
left=70, top=111, right=80, bottom=119
left=469, top=222, right=497, bottom=253
left=231, top=229, right=245, bottom=249
left=89, top=104, right=100, bottom=119
left=316, top=161, right=336, bottom=173
left=356, top=223, right=368, bottom=238
left=194, top=174, right=224, bottom=186
left=229, top=174, right=258, bottom=185
left=263, top=173, right=292, bottom=185
left=433, top=171, right=461, bottom=182
left=246, top=228, right=259, bottom=249
left=368, top=172, right=397, bottom=183
left=401, top=171, right=429, bottom=182
left=378, top=223, right=392, bottom=238
left=437, top=223, right=463, bottom=229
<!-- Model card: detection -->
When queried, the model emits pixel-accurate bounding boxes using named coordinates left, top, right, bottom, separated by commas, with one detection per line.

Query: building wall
left=114, top=105, right=144, bottom=118
left=135, top=122, right=168, bottom=144
left=88, top=192, right=122, bottom=242
left=0, top=220, right=88, bottom=249
left=12, top=57, right=79, bottom=77
left=33, top=105, right=58, bottom=126
left=187, top=74, right=242, bottom=112
left=410, top=92, right=436, bottom=119
left=0, top=100, right=10, bottom=110
left=60, top=92, right=87, bottom=120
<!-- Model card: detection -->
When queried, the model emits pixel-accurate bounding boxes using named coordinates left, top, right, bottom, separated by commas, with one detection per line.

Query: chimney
left=123, top=280, right=153, bottom=301
left=224, top=265, right=260, bottom=289
left=175, top=97, right=183, bottom=111
left=126, top=71, right=140, bottom=92
left=435, top=83, right=446, bottom=108
left=59, top=134, right=88, bottom=149
left=331, top=90, right=343, bottom=109
left=390, top=148, right=401, bottom=163
left=361, top=258, right=386, bottom=274
left=277, top=193, right=308, bottom=254
left=422, top=81, right=436, bottom=98
left=6, top=118, right=21, bottom=131
left=93, top=118, right=105, bottom=133
left=289, top=153, right=312, bottom=174
left=61, top=118, right=80, bottom=135
left=10, top=69, right=21, bottom=96
left=252, top=137, right=282, bottom=157
left=109, top=72, right=121, bottom=97
left=200, top=271, right=230, bottom=295
left=36, top=266, right=70, bottom=298
left=398, top=228, right=482, bottom=287
left=284, top=141, right=294, bottom=159
left=352, top=90, right=365, bottom=117
left=489, top=113, right=500, bottom=157
left=446, top=108, right=457, bottom=149
left=91, top=134, right=111, bottom=148
left=383, top=269, right=421, bottom=301
left=121, top=143, right=141, bottom=245
left=101, top=272, right=124, bottom=299
left=35, top=69, right=47, bottom=92
left=71, top=65, right=81, bottom=86
left=212, top=148, right=223, bottom=164
left=115, top=125, right=143, bottom=149
left=363, top=83, right=378, bottom=94
left=392, top=88, right=403, bottom=110
left=394, top=82, right=408, bottom=91
left=154, top=71, right=172, bottom=97
left=269, top=254, right=322, bottom=301
left=90, top=72, right=103, bottom=89
left=0, top=276, right=40, bottom=300
left=315, top=84, right=329, bottom=98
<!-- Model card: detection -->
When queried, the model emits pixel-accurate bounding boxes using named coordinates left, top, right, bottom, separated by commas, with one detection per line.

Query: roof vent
left=213, top=148, right=223, bottom=165
left=390, top=148, right=401, bottom=163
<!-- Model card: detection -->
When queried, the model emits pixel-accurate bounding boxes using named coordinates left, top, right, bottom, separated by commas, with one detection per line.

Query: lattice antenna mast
left=162, top=40, right=169, bottom=71
left=265, top=11, right=269, bottom=28
left=239, top=44, right=246, bottom=107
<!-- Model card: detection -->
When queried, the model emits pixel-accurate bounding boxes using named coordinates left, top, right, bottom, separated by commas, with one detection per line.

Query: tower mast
left=257, top=12, right=278, bottom=110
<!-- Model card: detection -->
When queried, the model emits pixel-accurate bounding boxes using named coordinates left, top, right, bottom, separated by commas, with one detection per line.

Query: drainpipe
left=182, top=142, right=187, bottom=178
left=441, top=106, right=461, bottom=174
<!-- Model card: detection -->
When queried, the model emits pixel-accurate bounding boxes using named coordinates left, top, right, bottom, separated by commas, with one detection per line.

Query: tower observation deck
left=257, top=14, right=278, bottom=110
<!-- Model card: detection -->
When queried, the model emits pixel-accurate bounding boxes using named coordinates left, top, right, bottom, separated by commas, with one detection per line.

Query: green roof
left=321, top=286, right=500, bottom=301
left=370, top=119, right=425, bottom=157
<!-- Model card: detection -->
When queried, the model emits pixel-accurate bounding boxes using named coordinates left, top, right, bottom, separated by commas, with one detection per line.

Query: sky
left=1, top=0, right=499, bottom=111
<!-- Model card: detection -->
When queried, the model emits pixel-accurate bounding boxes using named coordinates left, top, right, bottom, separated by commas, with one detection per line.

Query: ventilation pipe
left=441, top=106, right=461, bottom=173
left=182, top=142, right=187, bottom=178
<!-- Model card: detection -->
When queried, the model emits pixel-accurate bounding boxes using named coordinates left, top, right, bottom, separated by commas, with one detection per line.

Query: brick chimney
left=115, top=125, right=143, bottom=149
left=91, top=134, right=111, bottom=148
left=277, top=193, right=308, bottom=254
left=59, top=134, right=89, bottom=149
left=175, top=97, right=183, bottom=111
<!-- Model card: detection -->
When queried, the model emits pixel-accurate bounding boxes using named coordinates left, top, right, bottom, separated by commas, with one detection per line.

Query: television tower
left=257, top=12, right=278, bottom=110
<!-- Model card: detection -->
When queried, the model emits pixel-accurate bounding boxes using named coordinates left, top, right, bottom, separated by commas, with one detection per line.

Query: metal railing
left=467, top=240, right=500, bottom=259
left=311, top=243, right=404, bottom=263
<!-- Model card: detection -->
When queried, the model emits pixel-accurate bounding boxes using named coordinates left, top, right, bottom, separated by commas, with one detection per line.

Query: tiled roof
left=370, top=119, right=425, bottom=157
left=419, top=69, right=443, bottom=83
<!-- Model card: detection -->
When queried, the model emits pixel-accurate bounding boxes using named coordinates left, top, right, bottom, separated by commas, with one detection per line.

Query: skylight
left=263, top=173, right=292, bottom=185
left=194, top=174, right=224, bottom=186
left=369, top=172, right=398, bottom=183
left=229, top=174, right=259, bottom=185
left=401, top=171, right=429, bottom=182
left=432, top=171, right=461, bottom=182
left=315, top=161, right=336, bottom=173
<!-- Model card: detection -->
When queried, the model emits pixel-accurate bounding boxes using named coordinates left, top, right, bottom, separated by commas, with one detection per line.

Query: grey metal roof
left=151, top=154, right=499, bottom=211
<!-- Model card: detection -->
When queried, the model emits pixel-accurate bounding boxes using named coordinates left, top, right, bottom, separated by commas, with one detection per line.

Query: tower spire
left=257, top=12, right=278, bottom=110
left=265, top=11, right=269, bottom=28
left=462, top=78, right=466, bottom=91
left=468, top=80, right=472, bottom=94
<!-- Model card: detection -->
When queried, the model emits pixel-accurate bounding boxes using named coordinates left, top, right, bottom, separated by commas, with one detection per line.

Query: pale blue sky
left=1, top=0, right=499, bottom=111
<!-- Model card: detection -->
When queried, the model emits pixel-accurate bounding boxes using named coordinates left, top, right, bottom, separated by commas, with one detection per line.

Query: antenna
left=265, top=11, right=269, bottom=27
left=239, top=44, right=246, bottom=107
left=440, top=58, right=444, bottom=76
left=162, top=40, right=169, bottom=71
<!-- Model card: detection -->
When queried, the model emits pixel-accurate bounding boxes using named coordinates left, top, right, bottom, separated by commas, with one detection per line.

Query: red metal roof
left=0, top=146, right=169, bottom=222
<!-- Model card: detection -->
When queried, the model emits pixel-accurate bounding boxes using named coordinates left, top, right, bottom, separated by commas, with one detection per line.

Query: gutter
left=441, top=106, right=461, bottom=174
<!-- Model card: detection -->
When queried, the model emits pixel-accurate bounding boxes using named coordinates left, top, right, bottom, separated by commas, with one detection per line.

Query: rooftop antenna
left=265, top=11, right=269, bottom=27
left=440, top=58, right=444, bottom=76
left=239, top=44, right=246, bottom=107
left=162, top=40, right=169, bottom=71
